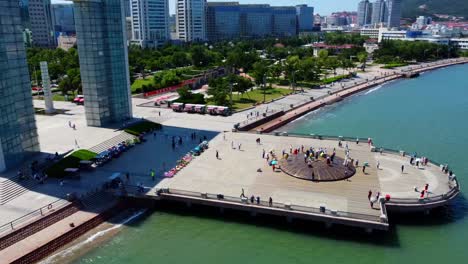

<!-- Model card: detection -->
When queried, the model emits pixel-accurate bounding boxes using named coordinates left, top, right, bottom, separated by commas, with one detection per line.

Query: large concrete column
left=40, top=61, right=55, bottom=114
left=0, top=0, right=40, bottom=172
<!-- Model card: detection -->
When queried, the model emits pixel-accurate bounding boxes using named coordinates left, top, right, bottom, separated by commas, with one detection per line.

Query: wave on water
left=40, top=209, right=147, bottom=263
left=364, top=85, right=383, bottom=95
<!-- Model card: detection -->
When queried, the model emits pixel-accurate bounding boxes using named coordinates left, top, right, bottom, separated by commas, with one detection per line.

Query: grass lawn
left=381, top=62, right=408, bottom=69
left=52, top=94, right=71, bottom=101
left=124, top=121, right=162, bottom=136
left=230, top=88, right=292, bottom=110
left=131, top=78, right=154, bottom=93
left=320, top=74, right=351, bottom=85
left=45, top=149, right=97, bottom=178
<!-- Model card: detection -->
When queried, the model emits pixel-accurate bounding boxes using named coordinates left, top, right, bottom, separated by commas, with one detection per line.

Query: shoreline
left=246, top=58, right=468, bottom=133
left=40, top=208, right=147, bottom=264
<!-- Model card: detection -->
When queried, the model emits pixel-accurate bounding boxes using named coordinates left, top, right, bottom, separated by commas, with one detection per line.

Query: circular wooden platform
left=278, top=155, right=356, bottom=182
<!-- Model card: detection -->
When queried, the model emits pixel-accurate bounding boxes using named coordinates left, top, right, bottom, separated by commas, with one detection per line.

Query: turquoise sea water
left=73, top=64, right=468, bottom=264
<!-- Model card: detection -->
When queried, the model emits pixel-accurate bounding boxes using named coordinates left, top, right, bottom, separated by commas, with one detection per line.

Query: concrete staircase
left=0, top=178, right=38, bottom=205
left=89, top=132, right=136, bottom=154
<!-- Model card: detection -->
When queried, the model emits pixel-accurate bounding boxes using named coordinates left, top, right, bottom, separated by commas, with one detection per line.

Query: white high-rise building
left=131, top=0, right=169, bottom=48
left=176, top=0, right=207, bottom=42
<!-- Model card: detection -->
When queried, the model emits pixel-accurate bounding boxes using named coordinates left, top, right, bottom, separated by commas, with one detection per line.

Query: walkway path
left=250, top=58, right=468, bottom=133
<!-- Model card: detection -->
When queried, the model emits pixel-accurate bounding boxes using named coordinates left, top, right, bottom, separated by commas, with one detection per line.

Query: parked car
left=73, top=95, right=84, bottom=105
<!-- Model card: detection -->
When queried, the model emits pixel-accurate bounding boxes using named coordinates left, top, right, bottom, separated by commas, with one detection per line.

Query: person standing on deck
left=401, top=165, right=405, bottom=173
left=368, top=190, right=372, bottom=200
left=150, top=169, right=155, bottom=181
left=269, top=197, right=273, bottom=206
left=216, top=150, right=219, bottom=160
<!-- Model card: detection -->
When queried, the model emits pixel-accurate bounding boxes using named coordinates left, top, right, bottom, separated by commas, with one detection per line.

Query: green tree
left=233, top=76, right=254, bottom=98
left=208, top=78, right=230, bottom=106
left=59, top=68, right=81, bottom=96
left=172, top=51, right=190, bottom=67
left=298, top=57, right=321, bottom=82
left=190, top=46, right=209, bottom=68
left=357, top=52, right=368, bottom=71
left=284, top=55, right=300, bottom=89
left=340, top=57, right=355, bottom=75
left=252, top=61, right=270, bottom=102
left=325, top=57, right=340, bottom=75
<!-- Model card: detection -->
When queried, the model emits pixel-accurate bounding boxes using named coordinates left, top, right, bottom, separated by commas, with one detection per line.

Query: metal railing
left=109, top=185, right=383, bottom=223
left=0, top=199, right=70, bottom=237
left=157, top=188, right=384, bottom=223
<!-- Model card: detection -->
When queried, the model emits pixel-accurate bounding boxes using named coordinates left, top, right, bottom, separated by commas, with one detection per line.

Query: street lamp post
left=292, top=70, right=297, bottom=94
left=229, top=81, right=233, bottom=107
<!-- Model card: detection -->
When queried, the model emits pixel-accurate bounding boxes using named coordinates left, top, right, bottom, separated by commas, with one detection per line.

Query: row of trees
left=208, top=74, right=254, bottom=106
left=27, top=33, right=463, bottom=100
left=374, top=40, right=459, bottom=63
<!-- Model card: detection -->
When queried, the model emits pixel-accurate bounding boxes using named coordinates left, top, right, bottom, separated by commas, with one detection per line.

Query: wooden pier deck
left=140, top=132, right=458, bottom=230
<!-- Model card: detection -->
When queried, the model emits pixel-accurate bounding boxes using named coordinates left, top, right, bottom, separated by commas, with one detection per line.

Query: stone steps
left=0, top=178, right=38, bottom=205
left=89, top=132, right=136, bottom=154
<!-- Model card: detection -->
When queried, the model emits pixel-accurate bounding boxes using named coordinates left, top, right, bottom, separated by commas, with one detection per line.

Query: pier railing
left=114, top=185, right=385, bottom=223
left=156, top=188, right=386, bottom=223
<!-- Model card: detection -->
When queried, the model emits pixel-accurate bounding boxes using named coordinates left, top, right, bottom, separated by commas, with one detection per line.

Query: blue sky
left=52, top=0, right=360, bottom=15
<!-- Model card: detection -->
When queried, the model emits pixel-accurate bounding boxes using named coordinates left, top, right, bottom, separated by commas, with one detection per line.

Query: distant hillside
left=402, top=0, right=468, bottom=19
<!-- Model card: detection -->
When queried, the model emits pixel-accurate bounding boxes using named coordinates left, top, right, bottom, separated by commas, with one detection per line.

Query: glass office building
left=0, top=0, right=40, bottom=172
left=73, top=0, right=132, bottom=127
left=52, top=3, right=75, bottom=34
left=207, top=2, right=240, bottom=41
left=206, top=3, right=310, bottom=41
left=240, top=5, right=272, bottom=37
left=272, top=7, right=297, bottom=37
left=387, top=0, right=402, bottom=28
left=296, top=4, right=314, bottom=32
